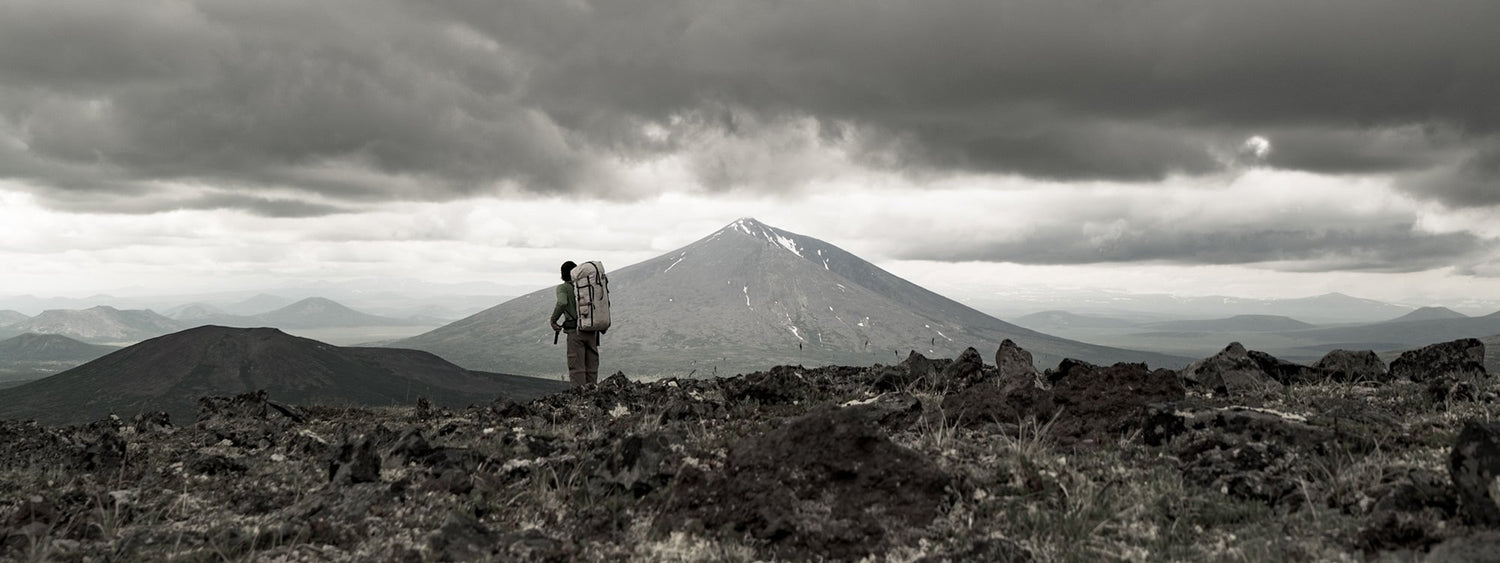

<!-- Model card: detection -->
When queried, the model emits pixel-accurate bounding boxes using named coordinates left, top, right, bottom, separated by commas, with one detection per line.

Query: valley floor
left=1, top=354, right=1497, bottom=562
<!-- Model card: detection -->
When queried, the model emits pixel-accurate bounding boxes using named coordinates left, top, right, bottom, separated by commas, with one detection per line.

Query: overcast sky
left=2, top=0, right=1498, bottom=309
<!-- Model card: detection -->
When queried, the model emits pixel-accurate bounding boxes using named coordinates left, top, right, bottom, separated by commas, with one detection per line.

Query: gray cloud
left=1, top=0, right=1497, bottom=212
left=899, top=222, right=1487, bottom=274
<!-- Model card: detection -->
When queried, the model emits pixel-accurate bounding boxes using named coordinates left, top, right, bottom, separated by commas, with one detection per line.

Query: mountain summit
left=398, top=218, right=1183, bottom=377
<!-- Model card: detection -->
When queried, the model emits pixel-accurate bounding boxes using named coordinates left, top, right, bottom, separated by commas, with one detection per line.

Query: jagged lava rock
left=667, top=406, right=950, bottom=560
left=939, top=346, right=987, bottom=389
left=1449, top=421, right=1500, bottom=527
left=944, top=359, right=1182, bottom=442
left=1179, top=342, right=1287, bottom=396
left=1392, top=338, right=1487, bottom=383
left=838, top=392, right=923, bottom=432
left=996, top=339, right=1044, bottom=390
left=1422, top=531, right=1500, bottom=563
left=1048, top=362, right=1184, bottom=442
left=1313, top=349, right=1390, bottom=384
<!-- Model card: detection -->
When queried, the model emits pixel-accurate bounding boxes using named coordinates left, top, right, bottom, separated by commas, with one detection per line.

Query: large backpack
left=570, top=261, right=611, bottom=333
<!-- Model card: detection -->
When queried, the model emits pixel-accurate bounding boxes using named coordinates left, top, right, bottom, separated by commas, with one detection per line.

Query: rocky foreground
left=2, top=339, right=1499, bottom=562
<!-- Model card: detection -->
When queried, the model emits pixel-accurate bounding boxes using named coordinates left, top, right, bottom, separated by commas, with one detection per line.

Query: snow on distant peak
left=726, top=218, right=804, bottom=257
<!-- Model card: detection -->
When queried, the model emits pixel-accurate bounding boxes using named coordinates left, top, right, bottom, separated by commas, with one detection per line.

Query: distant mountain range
left=3, top=306, right=181, bottom=343
left=1013, top=311, right=1140, bottom=330
left=0, top=333, right=119, bottom=385
left=0, top=298, right=428, bottom=344
left=0, top=326, right=567, bottom=425
left=397, top=218, right=1188, bottom=378
left=1141, top=315, right=1316, bottom=333
left=974, top=289, right=1426, bottom=325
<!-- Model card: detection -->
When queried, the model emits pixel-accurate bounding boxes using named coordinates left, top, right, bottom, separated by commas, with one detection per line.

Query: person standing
left=550, top=261, right=600, bottom=386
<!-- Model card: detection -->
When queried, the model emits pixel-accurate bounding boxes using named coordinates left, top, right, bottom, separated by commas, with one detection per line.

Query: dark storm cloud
left=900, top=222, right=1487, bottom=274
left=1, top=0, right=1497, bottom=211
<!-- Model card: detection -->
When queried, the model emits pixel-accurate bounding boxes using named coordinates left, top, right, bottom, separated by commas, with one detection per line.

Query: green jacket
left=550, top=282, right=576, bottom=326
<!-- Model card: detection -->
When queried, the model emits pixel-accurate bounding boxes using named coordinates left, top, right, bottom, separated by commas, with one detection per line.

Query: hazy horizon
left=3, top=2, right=1498, bottom=314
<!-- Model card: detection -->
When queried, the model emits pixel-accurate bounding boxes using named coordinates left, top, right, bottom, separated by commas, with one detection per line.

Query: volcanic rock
left=839, top=392, right=924, bottom=432
left=995, top=339, right=1044, bottom=390
left=1048, top=361, right=1184, bottom=442
left=1449, top=421, right=1500, bottom=526
left=872, top=351, right=942, bottom=391
left=943, top=360, right=1181, bottom=442
left=1370, top=468, right=1458, bottom=516
left=593, top=430, right=682, bottom=497
left=1422, top=531, right=1500, bottom=563
left=329, top=436, right=380, bottom=485
left=1392, top=338, right=1487, bottom=383
left=722, top=366, right=813, bottom=405
left=938, top=347, right=987, bottom=389
left=1313, top=349, right=1390, bottom=384
left=667, top=405, right=950, bottom=559
left=1143, top=404, right=1368, bottom=453
left=941, top=381, right=1053, bottom=429
left=1179, top=343, right=1288, bottom=396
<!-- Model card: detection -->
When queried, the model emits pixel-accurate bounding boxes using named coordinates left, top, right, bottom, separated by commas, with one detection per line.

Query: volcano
left=397, top=218, right=1186, bottom=378
left=0, top=325, right=567, bottom=426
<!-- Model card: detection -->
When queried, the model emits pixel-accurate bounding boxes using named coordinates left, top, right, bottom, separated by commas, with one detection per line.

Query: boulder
left=873, top=351, right=942, bottom=391
left=995, top=339, right=1044, bottom=390
left=1449, top=421, right=1500, bottom=526
left=939, top=347, right=987, bottom=389
left=1179, top=343, right=1287, bottom=396
left=1392, top=338, right=1487, bottom=383
left=1247, top=349, right=1320, bottom=385
left=1313, top=349, right=1389, bottom=384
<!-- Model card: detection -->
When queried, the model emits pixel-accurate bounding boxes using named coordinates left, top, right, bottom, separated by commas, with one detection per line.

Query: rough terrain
left=1, top=338, right=1498, bottom=562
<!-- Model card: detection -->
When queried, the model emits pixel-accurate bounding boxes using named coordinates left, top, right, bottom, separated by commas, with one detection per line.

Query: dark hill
left=0, top=325, right=567, bottom=426
left=397, top=218, right=1188, bottom=377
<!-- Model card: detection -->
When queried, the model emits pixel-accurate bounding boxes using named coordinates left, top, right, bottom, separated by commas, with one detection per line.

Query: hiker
left=550, top=260, right=600, bottom=386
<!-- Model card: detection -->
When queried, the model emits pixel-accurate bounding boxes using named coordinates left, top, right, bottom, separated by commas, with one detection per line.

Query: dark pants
left=566, top=330, right=600, bottom=387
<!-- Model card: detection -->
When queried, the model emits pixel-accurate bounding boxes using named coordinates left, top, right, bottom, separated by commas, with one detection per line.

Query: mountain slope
left=0, top=325, right=567, bottom=426
left=397, top=218, right=1187, bottom=377
left=6, top=306, right=182, bottom=343
left=0, top=310, right=27, bottom=327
